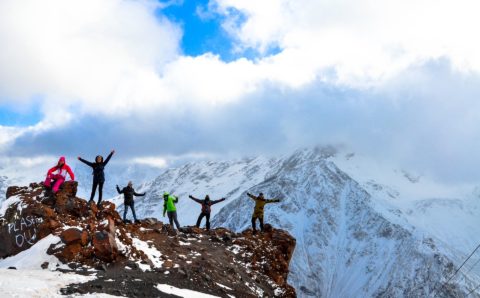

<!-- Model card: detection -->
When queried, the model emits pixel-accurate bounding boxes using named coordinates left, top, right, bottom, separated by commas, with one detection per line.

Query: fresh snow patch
left=0, top=269, right=96, bottom=297
left=130, top=237, right=163, bottom=269
left=156, top=284, right=220, bottom=297
left=0, top=235, right=68, bottom=270
left=0, top=195, right=22, bottom=217
left=137, top=262, right=150, bottom=272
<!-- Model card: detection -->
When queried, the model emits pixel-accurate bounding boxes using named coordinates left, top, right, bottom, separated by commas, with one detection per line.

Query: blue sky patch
left=0, top=98, right=43, bottom=127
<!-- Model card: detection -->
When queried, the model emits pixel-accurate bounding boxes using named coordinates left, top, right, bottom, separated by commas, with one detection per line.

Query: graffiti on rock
left=7, top=216, right=43, bottom=248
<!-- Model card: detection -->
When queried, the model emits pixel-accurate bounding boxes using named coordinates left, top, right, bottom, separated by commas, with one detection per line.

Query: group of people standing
left=43, top=152, right=281, bottom=234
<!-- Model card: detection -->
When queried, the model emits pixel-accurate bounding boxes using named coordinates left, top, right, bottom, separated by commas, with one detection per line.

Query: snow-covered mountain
left=2, top=147, right=479, bottom=297
left=124, top=147, right=480, bottom=297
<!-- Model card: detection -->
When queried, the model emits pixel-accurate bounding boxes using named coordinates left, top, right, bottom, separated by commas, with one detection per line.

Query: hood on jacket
left=58, top=156, right=66, bottom=166
left=95, top=155, right=104, bottom=163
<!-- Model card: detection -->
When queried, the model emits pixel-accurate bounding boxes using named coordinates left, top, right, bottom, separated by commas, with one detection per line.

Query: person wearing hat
left=163, top=192, right=181, bottom=231
left=246, top=192, right=280, bottom=234
left=78, top=150, right=115, bottom=207
left=116, top=181, right=146, bottom=223
left=189, top=194, right=226, bottom=231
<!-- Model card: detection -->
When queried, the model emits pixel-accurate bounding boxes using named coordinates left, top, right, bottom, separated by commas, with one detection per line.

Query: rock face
left=0, top=182, right=297, bottom=297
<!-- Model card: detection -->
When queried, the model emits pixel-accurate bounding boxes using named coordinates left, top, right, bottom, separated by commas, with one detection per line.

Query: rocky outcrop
left=0, top=182, right=297, bottom=297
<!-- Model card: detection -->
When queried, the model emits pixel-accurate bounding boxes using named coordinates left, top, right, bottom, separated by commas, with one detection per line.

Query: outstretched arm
left=211, top=198, right=226, bottom=205
left=247, top=193, right=257, bottom=200
left=116, top=185, right=123, bottom=194
left=103, top=150, right=115, bottom=166
left=266, top=199, right=281, bottom=204
left=134, top=191, right=146, bottom=197
left=189, top=195, right=203, bottom=204
left=77, top=157, right=94, bottom=167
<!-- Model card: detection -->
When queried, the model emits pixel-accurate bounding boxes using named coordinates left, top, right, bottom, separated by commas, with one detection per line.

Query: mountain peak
left=0, top=181, right=297, bottom=297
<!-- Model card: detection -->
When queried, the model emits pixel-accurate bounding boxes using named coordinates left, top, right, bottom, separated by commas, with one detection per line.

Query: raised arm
left=189, top=195, right=203, bottom=204
left=116, top=185, right=123, bottom=194
left=103, top=150, right=115, bottom=166
left=211, top=198, right=226, bottom=205
left=173, top=196, right=179, bottom=203
left=247, top=193, right=257, bottom=200
left=78, top=157, right=94, bottom=167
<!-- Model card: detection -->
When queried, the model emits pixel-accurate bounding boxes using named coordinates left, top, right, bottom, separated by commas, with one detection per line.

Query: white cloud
left=130, top=156, right=168, bottom=168
left=3, top=0, right=479, bottom=122
left=1, top=0, right=480, bottom=185
left=0, top=0, right=181, bottom=116
left=213, top=0, right=480, bottom=85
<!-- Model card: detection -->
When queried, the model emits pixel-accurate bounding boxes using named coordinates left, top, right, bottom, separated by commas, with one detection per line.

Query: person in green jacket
left=163, top=192, right=181, bottom=230
left=247, top=192, right=280, bottom=234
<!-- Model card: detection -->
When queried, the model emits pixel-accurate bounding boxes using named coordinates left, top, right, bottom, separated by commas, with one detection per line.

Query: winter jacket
left=247, top=193, right=280, bottom=218
left=47, top=157, right=75, bottom=181
left=163, top=194, right=178, bottom=216
left=117, top=185, right=145, bottom=205
left=79, top=151, right=113, bottom=182
left=189, top=196, right=225, bottom=214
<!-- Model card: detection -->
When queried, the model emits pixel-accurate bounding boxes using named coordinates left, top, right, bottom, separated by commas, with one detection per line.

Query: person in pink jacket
left=44, top=156, right=75, bottom=193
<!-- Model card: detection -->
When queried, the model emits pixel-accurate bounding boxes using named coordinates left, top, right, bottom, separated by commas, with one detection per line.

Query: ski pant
left=90, top=178, right=104, bottom=205
left=167, top=211, right=181, bottom=230
left=196, top=212, right=211, bottom=230
left=44, top=174, right=65, bottom=194
left=252, top=216, right=264, bottom=232
left=123, top=202, right=138, bottom=222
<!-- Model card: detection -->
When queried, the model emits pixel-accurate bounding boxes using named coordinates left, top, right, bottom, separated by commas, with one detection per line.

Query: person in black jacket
left=189, top=195, right=226, bottom=231
left=117, top=181, right=146, bottom=224
left=78, top=150, right=115, bottom=207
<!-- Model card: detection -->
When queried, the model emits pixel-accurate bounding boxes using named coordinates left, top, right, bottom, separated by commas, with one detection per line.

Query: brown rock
left=163, top=260, right=173, bottom=268
left=81, top=230, right=89, bottom=246
left=92, top=230, right=118, bottom=262
left=60, top=243, right=82, bottom=260
left=60, top=228, right=83, bottom=245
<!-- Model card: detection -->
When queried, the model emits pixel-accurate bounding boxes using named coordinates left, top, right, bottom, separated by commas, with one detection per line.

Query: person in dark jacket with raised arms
left=78, top=150, right=115, bottom=207
left=117, top=181, right=146, bottom=224
left=189, top=195, right=226, bottom=231
left=247, top=192, right=280, bottom=234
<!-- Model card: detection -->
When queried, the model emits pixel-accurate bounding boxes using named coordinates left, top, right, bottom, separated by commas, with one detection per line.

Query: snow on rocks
left=0, top=268, right=96, bottom=297
left=156, top=284, right=220, bottom=297
left=0, top=182, right=297, bottom=297
left=0, top=234, right=67, bottom=270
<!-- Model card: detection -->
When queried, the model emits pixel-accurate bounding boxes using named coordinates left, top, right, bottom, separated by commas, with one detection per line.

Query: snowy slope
left=128, top=147, right=480, bottom=297
left=330, top=152, right=480, bottom=282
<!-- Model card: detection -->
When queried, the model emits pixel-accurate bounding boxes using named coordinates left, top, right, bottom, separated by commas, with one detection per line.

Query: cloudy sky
left=1, top=0, right=480, bottom=183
